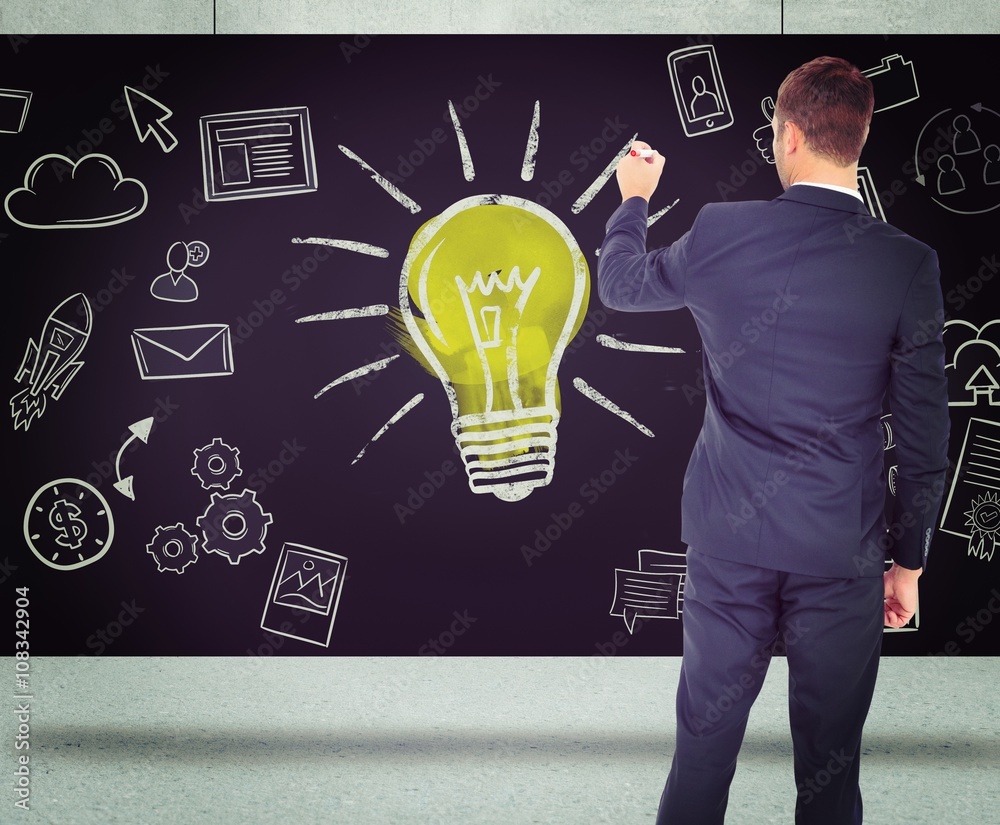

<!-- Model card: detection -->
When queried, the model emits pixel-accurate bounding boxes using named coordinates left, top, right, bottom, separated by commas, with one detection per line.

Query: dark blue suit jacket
left=598, top=186, right=950, bottom=578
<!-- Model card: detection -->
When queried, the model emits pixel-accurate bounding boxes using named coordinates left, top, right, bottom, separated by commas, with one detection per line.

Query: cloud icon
left=4, top=153, right=147, bottom=229
left=944, top=319, right=1000, bottom=407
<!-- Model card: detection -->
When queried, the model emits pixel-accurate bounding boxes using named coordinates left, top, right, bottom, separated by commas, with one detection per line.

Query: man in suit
left=598, top=57, right=950, bottom=824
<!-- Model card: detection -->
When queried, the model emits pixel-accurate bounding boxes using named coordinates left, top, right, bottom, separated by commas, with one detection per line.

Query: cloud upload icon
left=4, top=153, right=148, bottom=229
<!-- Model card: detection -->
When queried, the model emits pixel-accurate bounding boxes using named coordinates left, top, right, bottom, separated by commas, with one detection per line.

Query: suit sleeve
left=887, top=248, right=951, bottom=570
left=597, top=196, right=693, bottom=311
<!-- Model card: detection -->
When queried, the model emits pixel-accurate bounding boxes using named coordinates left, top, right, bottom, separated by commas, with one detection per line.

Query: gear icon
left=196, top=488, right=273, bottom=565
left=146, top=523, right=199, bottom=574
left=191, top=437, right=242, bottom=490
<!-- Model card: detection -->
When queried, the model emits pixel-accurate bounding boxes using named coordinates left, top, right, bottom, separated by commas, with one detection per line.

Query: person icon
left=952, top=114, right=981, bottom=156
left=936, top=154, right=966, bottom=196
left=688, top=75, right=722, bottom=121
left=150, top=241, right=210, bottom=302
left=983, top=144, right=1000, bottom=185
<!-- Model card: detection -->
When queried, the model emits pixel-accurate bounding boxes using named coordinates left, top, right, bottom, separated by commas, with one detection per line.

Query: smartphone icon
left=667, top=45, right=733, bottom=137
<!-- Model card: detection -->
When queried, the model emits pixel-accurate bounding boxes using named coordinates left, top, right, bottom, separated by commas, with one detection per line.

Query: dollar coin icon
left=24, top=479, right=115, bottom=570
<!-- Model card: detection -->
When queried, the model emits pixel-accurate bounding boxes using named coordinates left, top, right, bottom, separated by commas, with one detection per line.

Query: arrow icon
left=113, top=417, right=155, bottom=500
left=124, top=86, right=178, bottom=153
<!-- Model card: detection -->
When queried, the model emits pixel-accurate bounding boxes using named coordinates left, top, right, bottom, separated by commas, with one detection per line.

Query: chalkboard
left=5, top=35, right=999, bottom=656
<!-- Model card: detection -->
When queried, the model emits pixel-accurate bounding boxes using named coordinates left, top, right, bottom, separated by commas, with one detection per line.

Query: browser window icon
left=199, top=106, right=318, bottom=201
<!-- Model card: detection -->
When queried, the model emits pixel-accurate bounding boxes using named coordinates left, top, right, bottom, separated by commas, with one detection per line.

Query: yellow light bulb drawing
left=399, top=194, right=590, bottom=501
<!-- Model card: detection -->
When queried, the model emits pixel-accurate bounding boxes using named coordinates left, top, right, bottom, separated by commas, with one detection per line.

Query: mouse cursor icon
left=124, top=86, right=178, bottom=153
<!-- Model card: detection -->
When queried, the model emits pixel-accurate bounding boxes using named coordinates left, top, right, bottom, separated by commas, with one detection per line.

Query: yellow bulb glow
left=399, top=194, right=590, bottom=501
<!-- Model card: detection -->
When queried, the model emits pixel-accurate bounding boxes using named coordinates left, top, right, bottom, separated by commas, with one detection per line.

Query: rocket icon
left=11, top=293, right=92, bottom=431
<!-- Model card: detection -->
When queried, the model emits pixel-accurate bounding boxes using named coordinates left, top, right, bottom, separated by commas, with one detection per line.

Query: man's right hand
left=616, top=140, right=665, bottom=203
left=883, top=563, right=921, bottom=628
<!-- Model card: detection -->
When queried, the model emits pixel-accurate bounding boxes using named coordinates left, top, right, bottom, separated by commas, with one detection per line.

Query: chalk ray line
left=521, top=100, right=540, bottom=182
left=597, top=334, right=685, bottom=354
left=648, top=198, right=680, bottom=226
left=314, top=355, right=399, bottom=399
left=573, top=376, right=654, bottom=438
left=352, top=393, right=425, bottom=465
left=295, top=306, right=390, bottom=323
left=571, top=133, right=639, bottom=214
left=291, top=237, right=389, bottom=258
left=448, top=101, right=475, bottom=182
left=338, top=144, right=422, bottom=213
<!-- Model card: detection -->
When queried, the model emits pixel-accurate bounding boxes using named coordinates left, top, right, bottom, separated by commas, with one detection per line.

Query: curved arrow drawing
left=113, top=417, right=154, bottom=500
left=912, top=107, right=951, bottom=187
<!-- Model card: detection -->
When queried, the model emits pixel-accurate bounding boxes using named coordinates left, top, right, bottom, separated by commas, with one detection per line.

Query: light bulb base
left=452, top=408, right=558, bottom=502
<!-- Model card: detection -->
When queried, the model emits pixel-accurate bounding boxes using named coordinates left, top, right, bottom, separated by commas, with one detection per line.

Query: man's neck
left=788, top=161, right=859, bottom=191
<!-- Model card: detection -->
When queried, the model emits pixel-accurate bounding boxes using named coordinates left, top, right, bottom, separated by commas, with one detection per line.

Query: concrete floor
left=5, top=657, right=998, bottom=824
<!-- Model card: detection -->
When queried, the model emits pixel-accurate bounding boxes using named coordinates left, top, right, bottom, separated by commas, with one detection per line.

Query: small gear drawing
left=191, top=437, right=242, bottom=490
left=146, top=523, right=199, bottom=574
left=196, top=488, right=273, bottom=565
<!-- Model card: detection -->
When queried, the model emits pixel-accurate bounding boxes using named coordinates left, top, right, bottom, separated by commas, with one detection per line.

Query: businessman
left=598, top=57, right=950, bottom=824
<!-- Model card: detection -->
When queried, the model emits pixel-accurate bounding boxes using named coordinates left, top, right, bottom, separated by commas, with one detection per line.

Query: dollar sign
left=49, top=498, right=88, bottom=550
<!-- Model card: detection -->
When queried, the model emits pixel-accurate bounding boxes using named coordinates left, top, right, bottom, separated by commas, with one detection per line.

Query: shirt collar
left=791, top=181, right=864, bottom=202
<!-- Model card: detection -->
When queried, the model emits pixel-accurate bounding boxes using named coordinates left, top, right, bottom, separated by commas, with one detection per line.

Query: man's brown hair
left=775, top=56, right=874, bottom=166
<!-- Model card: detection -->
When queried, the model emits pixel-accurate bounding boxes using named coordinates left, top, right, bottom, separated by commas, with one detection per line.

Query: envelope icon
left=131, top=324, right=234, bottom=380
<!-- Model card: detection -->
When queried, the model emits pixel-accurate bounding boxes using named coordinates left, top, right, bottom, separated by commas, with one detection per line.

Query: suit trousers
left=656, top=547, right=885, bottom=825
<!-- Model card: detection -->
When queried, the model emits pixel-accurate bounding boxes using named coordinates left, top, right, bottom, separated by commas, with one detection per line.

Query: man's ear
left=783, top=120, right=802, bottom=153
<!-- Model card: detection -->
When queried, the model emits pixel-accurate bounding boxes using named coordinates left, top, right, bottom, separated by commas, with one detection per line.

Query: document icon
left=261, top=542, right=348, bottom=648
left=0, top=88, right=32, bottom=134
left=131, top=324, right=234, bottom=380
left=200, top=106, right=318, bottom=202
left=610, top=549, right=687, bottom=633
left=863, top=55, right=919, bottom=113
left=857, top=167, right=886, bottom=222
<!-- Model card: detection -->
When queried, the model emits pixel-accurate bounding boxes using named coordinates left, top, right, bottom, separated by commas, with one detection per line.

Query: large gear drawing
left=196, top=488, right=273, bottom=565
left=146, top=523, right=199, bottom=574
left=191, top=437, right=242, bottom=490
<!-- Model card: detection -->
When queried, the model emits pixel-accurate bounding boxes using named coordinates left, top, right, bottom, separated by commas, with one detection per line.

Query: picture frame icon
left=261, top=543, right=348, bottom=648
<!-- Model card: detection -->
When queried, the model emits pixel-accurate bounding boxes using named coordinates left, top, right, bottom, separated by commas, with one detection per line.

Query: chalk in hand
left=630, top=149, right=655, bottom=158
